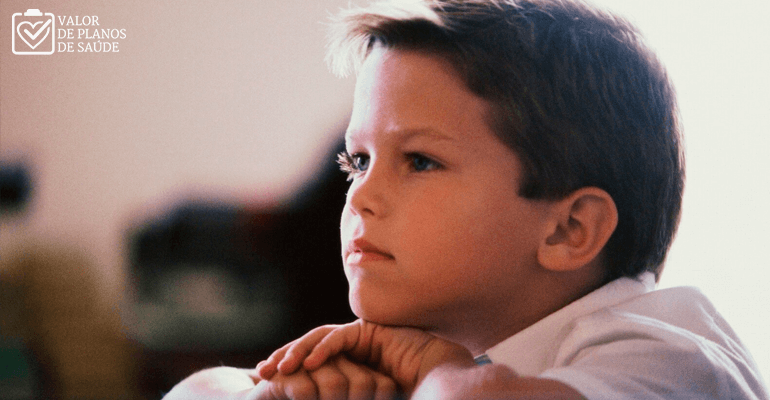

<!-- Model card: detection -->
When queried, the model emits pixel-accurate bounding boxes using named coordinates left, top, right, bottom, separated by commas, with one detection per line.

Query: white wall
left=594, top=0, right=770, bottom=382
left=2, top=0, right=769, bottom=384
left=1, top=0, right=355, bottom=308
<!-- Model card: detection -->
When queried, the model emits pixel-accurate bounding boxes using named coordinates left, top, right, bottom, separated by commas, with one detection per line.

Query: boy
left=164, top=0, right=768, bottom=398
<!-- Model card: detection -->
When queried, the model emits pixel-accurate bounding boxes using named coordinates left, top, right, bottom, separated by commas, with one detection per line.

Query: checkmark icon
left=16, top=19, right=52, bottom=49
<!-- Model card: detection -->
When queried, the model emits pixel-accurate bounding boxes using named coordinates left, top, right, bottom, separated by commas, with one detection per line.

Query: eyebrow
left=346, top=127, right=456, bottom=145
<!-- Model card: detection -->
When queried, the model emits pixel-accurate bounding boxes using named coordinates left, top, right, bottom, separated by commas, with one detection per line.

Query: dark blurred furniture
left=127, top=141, right=356, bottom=397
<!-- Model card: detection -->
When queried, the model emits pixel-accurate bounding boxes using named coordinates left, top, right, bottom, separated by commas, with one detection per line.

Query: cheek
left=407, top=189, right=479, bottom=235
left=400, top=190, right=528, bottom=271
left=397, top=196, right=480, bottom=265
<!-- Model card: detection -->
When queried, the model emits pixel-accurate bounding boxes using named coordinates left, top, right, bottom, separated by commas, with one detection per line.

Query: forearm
left=162, top=367, right=258, bottom=400
left=413, top=364, right=585, bottom=400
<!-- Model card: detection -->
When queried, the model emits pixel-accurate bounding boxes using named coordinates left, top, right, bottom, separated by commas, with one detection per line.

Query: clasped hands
left=250, top=319, right=476, bottom=400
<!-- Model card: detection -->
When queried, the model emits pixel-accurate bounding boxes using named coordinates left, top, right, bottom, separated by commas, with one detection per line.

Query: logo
left=11, top=10, right=128, bottom=55
left=12, top=9, right=55, bottom=55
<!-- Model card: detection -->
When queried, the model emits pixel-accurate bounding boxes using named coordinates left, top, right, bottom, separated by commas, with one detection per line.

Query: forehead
left=345, top=47, right=496, bottom=148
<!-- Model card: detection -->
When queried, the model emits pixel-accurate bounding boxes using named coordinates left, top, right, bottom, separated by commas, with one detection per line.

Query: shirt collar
left=484, top=272, right=656, bottom=376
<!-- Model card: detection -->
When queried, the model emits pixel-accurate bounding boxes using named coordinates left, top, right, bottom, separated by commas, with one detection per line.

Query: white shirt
left=484, top=273, right=768, bottom=399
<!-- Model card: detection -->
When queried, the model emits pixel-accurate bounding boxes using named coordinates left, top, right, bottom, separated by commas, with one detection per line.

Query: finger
left=339, top=355, right=401, bottom=400
left=333, top=356, right=376, bottom=400
left=282, top=371, right=320, bottom=400
left=335, top=356, right=398, bottom=400
left=304, top=322, right=363, bottom=370
left=252, top=379, right=280, bottom=400
left=372, top=372, right=398, bottom=400
left=279, top=325, right=339, bottom=374
left=309, top=360, right=348, bottom=400
left=252, top=370, right=318, bottom=400
left=257, top=340, right=297, bottom=379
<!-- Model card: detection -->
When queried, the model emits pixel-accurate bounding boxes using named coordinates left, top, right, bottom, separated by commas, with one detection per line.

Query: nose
left=345, top=161, right=389, bottom=218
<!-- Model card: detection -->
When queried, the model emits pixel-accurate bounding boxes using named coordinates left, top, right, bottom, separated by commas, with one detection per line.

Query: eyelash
left=337, top=151, right=367, bottom=181
left=337, top=151, right=443, bottom=181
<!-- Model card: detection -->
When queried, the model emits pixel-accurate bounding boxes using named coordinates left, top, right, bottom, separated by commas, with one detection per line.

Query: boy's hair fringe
left=327, top=0, right=685, bottom=283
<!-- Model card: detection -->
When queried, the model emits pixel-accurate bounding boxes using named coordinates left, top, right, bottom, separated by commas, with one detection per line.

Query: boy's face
left=340, top=47, right=551, bottom=336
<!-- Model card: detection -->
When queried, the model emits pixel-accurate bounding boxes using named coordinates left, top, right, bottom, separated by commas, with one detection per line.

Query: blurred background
left=1, top=0, right=768, bottom=398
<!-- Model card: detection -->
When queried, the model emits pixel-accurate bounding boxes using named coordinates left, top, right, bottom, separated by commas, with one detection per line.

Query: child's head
left=331, top=0, right=684, bottom=282
left=332, top=0, right=683, bottom=347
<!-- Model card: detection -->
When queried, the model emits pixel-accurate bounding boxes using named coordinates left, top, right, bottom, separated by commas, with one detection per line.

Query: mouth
left=346, top=238, right=395, bottom=264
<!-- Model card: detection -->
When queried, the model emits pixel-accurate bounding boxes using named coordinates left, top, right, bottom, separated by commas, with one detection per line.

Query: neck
left=434, top=269, right=608, bottom=356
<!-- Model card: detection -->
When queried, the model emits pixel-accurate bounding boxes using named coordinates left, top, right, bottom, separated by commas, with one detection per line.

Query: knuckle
left=317, top=372, right=348, bottom=393
left=290, top=380, right=317, bottom=400
left=311, top=324, right=338, bottom=336
left=348, top=372, right=376, bottom=393
left=376, top=375, right=397, bottom=394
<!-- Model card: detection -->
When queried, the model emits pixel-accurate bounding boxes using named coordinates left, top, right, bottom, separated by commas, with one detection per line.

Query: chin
left=349, top=293, right=387, bottom=323
left=348, top=292, right=436, bottom=329
left=349, top=292, right=399, bottom=325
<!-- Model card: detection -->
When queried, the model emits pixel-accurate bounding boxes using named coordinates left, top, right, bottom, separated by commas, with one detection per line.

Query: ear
left=537, top=187, right=618, bottom=272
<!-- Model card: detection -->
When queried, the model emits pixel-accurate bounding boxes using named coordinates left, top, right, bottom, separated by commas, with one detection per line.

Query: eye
left=408, top=153, right=442, bottom=172
left=353, top=154, right=371, bottom=171
left=337, top=151, right=370, bottom=181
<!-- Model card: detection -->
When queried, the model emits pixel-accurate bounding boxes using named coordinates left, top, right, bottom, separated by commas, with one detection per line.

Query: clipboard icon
left=12, top=9, right=56, bottom=55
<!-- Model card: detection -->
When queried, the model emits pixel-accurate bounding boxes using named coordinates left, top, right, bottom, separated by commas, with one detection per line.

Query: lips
left=346, top=238, right=394, bottom=264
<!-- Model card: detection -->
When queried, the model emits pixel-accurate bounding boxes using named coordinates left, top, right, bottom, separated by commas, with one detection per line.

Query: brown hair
left=328, top=0, right=685, bottom=282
